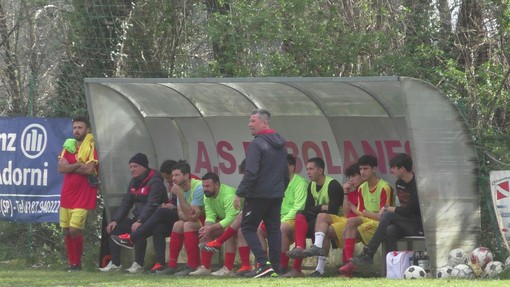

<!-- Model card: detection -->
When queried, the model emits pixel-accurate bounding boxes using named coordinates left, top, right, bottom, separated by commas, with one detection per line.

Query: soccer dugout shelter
left=85, top=76, right=480, bottom=273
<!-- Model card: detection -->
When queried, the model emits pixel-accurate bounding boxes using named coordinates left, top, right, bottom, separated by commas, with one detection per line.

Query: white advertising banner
left=490, top=170, right=510, bottom=250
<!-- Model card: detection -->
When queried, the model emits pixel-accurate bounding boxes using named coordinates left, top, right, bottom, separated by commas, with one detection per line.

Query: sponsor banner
left=490, top=170, right=510, bottom=250
left=0, top=117, right=70, bottom=222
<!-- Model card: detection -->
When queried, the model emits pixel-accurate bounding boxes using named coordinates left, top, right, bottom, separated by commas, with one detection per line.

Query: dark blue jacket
left=236, top=131, right=289, bottom=199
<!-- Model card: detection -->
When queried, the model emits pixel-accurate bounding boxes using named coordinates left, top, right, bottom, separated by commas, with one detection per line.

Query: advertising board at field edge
left=0, top=117, right=70, bottom=223
left=490, top=170, right=510, bottom=250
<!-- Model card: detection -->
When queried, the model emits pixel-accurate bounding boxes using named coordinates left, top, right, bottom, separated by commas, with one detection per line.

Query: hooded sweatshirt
left=236, top=130, right=289, bottom=199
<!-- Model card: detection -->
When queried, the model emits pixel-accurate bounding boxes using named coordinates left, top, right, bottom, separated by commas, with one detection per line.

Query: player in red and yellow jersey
left=339, top=154, right=393, bottom=277
left=299, top=163, right=364, bottom=277
left=58, top=116, right=98, bottom=272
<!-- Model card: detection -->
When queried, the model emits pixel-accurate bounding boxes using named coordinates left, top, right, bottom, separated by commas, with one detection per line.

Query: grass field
left=1, top=261, right=508, bottom=287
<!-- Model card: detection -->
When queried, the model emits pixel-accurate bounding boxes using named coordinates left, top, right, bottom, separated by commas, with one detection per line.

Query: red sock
left=294, top=214, right=308, bottom=248
left=292, top=258, right=302, bottom=272
left=344, top=238, right=356, bottom=261
left=342, top=246, right=347, bottom=263
left=168, top=232, right=183, bottom=268
left=280, top=252, right=289, bottom=270
left=215, top=227, right=237, bottom=244
left=65, top=234, right=75, bottom=266
left=184, top=231, right=200, bottom=269
left=224, top=252, right=235, bottom=270
left=201, top=250, right=213, bottom=269
left=73, top=234, right=83, bottom=266
left=238, top=246, right=251, bottom=266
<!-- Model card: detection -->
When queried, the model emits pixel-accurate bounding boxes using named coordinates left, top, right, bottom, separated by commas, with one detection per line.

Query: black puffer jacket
left=112, top=169, right=168, bottom=223
left=236, top=131, right=289, bottom=199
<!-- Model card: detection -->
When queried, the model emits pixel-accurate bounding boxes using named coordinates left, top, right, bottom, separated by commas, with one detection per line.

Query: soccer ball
left=448, top=248, right=468, bottom=267
left=505, top=256, right=510, bottom=269
left=436, top=265, right=454, bottom=279
left=451, top=263, right=475, bottom=279
left=404, top=265, right=426, bottom=279
left=483, top=261, right=504, bottom=278
left=470, top=246, right=494, bottom=268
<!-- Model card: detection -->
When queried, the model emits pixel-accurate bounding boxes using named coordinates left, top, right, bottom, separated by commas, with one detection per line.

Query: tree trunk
left=0, top=2, right=22, bottom=115
left=204, top=0, right=234, bottom=76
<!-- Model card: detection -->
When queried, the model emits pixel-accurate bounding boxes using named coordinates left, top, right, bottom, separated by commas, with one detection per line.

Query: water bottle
left=417, top=251, right=426, bottom=270
left=422, top=251, right=430, bottom=275
left=409, top=251, right=415, bottom=267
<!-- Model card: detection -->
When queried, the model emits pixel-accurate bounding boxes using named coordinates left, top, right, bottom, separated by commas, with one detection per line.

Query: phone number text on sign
left=0, top=198, right=60, bottom=218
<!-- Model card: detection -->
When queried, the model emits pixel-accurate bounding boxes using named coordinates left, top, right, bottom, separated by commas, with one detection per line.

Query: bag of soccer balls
left=437, top=247, right=508, bottom=279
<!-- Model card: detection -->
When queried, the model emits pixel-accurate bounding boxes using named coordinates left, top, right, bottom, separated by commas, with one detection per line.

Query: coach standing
left=236, top=109, right=289, bottom=278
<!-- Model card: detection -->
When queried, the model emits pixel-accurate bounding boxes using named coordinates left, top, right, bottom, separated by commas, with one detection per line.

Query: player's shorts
left=282, top=219, right=295, bottom=229
left=357, top=217, right=379, bottom=245
left=60, top=207, right=88, bottom=229
left=330, top=214, right=348, bottom=247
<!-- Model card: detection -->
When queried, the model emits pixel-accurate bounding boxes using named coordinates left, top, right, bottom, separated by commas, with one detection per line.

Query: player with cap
left=99, top=153, right=168, bottom=273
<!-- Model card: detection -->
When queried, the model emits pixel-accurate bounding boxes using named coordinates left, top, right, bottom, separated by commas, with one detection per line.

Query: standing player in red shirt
left=58, top=116, right=99, bottom=271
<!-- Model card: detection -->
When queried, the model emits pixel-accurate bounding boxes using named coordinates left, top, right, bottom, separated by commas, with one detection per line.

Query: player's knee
left=316, top=212, right=329, bottom=222
left=280, top=222, right=292, bottom=233
left=69, top=227, right=81, bottom=237
left=345, top=218, right=359, bottom=228
left=183, top=221, right=199, bottom=232
left=172, top=220, right=184, bottom=231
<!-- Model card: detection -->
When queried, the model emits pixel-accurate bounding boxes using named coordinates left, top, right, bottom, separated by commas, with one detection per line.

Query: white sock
left=314, top=232, right=326, bottom=248
left=316, top=256, right=327, bottom=274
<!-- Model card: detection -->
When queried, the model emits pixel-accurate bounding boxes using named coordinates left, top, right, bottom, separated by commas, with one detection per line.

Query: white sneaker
left=189, top=265, right=211, bottom=276
left=212, top=266, right=234, bottom=276
left=98, top=261, right=122, bottom=272
left=126, top=262, right=143, bottom=273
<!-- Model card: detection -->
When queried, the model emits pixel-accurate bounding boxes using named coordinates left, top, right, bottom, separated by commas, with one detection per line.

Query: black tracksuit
left=237, top=131, right=289, bottom=272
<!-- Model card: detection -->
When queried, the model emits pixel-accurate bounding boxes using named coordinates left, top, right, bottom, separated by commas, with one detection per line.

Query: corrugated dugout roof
left=89, top=77, right=404, bottom=118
